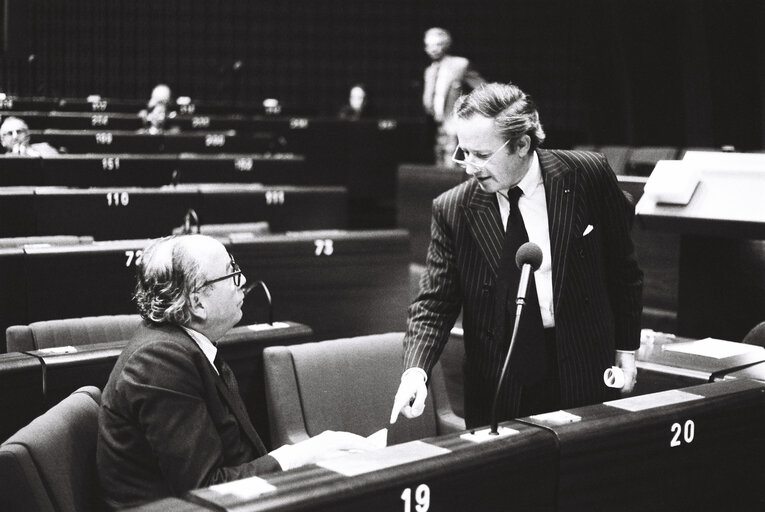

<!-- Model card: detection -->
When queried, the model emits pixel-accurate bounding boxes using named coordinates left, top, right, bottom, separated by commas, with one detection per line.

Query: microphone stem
left=489, top=302, right=524, bottom=435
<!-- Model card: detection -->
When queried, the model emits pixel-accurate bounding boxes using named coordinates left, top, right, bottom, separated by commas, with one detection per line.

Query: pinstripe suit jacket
left=404, top=149, right=643, bottom=426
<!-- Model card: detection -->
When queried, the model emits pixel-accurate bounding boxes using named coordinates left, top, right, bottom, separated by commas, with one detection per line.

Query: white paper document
left=208, top=476, right=277, bottom=499
left=529, top=410, right=582, bottom=425
left=604, top=389, right=704, bottom=412
left=317, top=440, right=450, bottom=477
left=662, top=338, right=763, bottom=359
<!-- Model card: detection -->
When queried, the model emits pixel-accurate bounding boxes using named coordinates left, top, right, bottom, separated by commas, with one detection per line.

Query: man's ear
left=189, top=291, right=207, bottom=321
left=517, top=135, right=531, bottom=157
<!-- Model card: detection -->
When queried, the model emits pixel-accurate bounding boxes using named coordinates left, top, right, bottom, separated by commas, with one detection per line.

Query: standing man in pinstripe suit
left=391, top=83, right=643, bottom=428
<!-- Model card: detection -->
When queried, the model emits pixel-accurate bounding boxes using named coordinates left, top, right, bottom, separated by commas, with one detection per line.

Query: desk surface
left=187, top=422, right=557, bottom=512
left=636, top=169, right=765, bottom=238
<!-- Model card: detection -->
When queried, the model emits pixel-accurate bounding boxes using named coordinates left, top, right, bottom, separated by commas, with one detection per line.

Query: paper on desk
left=529, top=410, right=582, bottom=425
left=317, top=440, right=450, bottom=477
left=604, top=389, right=703, bottom=412
left=662, top=337, right=762, bottom=359
left=208, top=475, right=276, bottom=499
left=366, top=427, right=388, bottom=448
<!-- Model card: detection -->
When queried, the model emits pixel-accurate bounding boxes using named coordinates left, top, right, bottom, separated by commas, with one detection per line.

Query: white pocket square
left=582, top=224, right=594, bottom=236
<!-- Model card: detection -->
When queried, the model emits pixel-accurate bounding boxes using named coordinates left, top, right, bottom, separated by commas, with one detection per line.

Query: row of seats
left=0, top=318, right=316, bottom=444
left=28, top=129, right=281, bottom=154
left=11, top=110, right=278, bottom=132
left=0, top=229, right=411, bottom=351
left=0, top=184, right=348, bottom=238
left=0, top=153, right=309, bottom=188
left=0, top=329, right=461, bottom=511
left=5, top=348, right=764, bottom=511
left=0, top=94, right=292, bottom=115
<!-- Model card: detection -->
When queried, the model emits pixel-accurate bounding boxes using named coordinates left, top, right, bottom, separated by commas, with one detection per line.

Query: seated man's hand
left=389, top=369, right=427, bottom=424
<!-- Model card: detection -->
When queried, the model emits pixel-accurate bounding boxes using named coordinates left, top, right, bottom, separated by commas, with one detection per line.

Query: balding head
left=0, top=116, right=31, bottom=152
left=134, top=235, right=216, bottom=325
left=148, top=84, right=172, bottom=109
left=134, top=235, right=246, bottom=340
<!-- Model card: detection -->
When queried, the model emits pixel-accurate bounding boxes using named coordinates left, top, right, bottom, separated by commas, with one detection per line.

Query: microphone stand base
left=460, top=426, right=519, bottom=443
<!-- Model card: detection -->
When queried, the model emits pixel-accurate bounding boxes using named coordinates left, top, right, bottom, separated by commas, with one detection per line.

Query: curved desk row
left=129, top=378, right=765, bottom=511
left=0, top=229, right=410, bottom=351
left=0, top=183, right=347, bottom=238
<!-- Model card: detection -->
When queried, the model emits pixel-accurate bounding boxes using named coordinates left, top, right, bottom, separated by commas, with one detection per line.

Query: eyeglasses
left=1, top=129, right=28, bottom=138
left=451, top=139, right=510, bottom=170
left=194, top=252, right=243, bottom=291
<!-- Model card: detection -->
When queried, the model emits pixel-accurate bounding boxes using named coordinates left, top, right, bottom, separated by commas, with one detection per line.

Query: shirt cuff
left=402, top=367, right=428, bottom=384
left=616, top=349, right=636, bottom=354
left=269, top=444, right=297, bottom=471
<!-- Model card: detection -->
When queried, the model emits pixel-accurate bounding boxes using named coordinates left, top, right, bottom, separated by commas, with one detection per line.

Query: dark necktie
left=214, top=353, right=267, bottom=454
left=492, top=187, right=546, bottom=385
left=215, top=353, right=241, bottom=394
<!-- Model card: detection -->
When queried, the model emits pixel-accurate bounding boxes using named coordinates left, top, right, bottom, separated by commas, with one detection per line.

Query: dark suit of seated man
left=97, top=234, right=373, bottom=510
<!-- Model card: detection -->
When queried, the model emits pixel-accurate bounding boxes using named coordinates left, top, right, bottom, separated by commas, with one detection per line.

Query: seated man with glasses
left=0, top=116, right=59, bottom=157
left=98, top=234, right=375, bottom=510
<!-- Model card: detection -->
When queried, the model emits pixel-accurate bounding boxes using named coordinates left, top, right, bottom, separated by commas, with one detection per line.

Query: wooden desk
left=187, top=422, right=557, bottom=512
left=521, top=379, right=765, bottom=510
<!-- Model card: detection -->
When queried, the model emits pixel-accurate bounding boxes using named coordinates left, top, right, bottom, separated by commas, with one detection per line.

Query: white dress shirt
left=496, top=151, right=555, bottom=328
left=180, top=325, right=219, bottom=375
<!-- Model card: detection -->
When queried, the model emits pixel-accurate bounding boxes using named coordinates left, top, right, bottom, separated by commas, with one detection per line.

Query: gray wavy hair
left=454, top=82, right=546, bottom=151
left=133, top=235, right=205, bottom=325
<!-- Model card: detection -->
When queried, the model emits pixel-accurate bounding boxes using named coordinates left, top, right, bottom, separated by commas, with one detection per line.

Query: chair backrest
left=6, top=314, right=142, bottom=352
left=263, top=333, right=464, bottom=448
left=0, top=386, right=102, bottom=512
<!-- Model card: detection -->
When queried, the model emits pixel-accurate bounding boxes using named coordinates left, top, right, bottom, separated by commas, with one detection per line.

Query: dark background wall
left=2, top=0, right=763, bottom=149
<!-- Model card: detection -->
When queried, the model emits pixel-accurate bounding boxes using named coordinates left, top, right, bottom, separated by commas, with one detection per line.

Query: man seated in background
left=138, top=83, right=180, bottom=133
left=97, top=234, right=374, bottom=510
left=338, top=83, right=375, bottom=121
left=0, top=116, right=59, bottom=157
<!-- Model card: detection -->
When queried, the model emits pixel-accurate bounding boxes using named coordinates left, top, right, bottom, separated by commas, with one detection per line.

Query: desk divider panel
left=33, top=187, right=201, bottom=239
left=15, top=231, right=408, bottom=342
left=0, top=248, right=29, bottom=351
left=17, top=184, right=347, bottom=239
left=174, top=154, right=307, bottom=185
left=232, top=230, right=410, bottom=341
left=0, top=158, right=43, bottom=187
left=0, top=188, right=36, bottom=237
left=41, top=154, right=178, bottom=187
left=521, top=379, right=765, bottom=511
left=396, top=164, right=467, bottom=264
left=187, top=422, right=557, bottom=512
left=2, top=154, right=306, bottom=188
left=197, top=184, right=347, bottom=231
left=0, top=352, right=43, bottom=442
left=35, top=130, right=277, bottom=154
left=22, top=239, right=149, bottom=323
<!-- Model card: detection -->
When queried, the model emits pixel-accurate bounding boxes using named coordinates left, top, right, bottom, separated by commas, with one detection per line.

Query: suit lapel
left=539, top=150, right=577, bottom=311
left=463, top=182, right=504, bottom=275
left=177, top=328, right=267, bottom=454
left=212, top=362, right=267, bottom=454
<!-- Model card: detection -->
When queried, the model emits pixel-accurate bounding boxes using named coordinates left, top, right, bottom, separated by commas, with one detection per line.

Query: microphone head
left=515, top=242, right=543, bottom=271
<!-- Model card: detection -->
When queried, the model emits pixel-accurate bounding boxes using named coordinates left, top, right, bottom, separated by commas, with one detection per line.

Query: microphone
left=489, top=242, right=543, bottom=435
left=244, top=279, right=273, bottom=325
